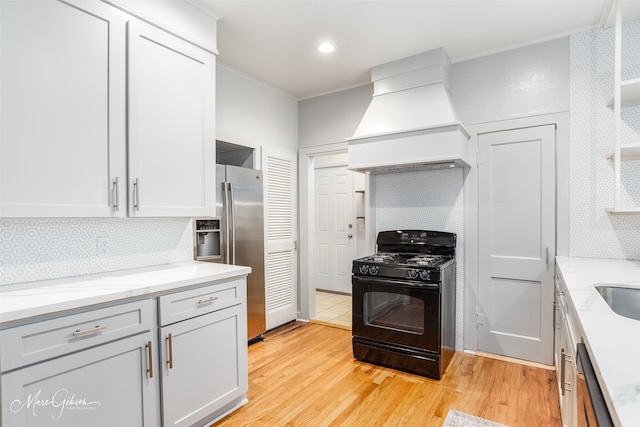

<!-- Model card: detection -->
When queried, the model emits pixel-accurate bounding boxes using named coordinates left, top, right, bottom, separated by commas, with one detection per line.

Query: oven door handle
left=352, top=275, right=440, bottom=289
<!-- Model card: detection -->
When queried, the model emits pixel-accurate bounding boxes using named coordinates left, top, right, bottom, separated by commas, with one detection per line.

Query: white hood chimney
left=348, top=48, right=470, bottom=173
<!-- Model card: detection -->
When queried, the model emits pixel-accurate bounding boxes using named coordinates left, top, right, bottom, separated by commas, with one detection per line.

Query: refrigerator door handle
left=223, top=182, right=231, bottom=265
left=228, top=182, right=236, bottom=265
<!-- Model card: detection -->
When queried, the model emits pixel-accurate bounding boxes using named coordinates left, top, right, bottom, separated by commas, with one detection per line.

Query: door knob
left=348, top=234, right=353, bottom=239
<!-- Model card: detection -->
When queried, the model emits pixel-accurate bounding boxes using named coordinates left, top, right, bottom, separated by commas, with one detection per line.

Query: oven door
left=352, top=275, right=440, bottom=353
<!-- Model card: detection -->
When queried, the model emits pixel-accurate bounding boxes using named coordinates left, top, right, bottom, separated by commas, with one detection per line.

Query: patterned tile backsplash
left=570, top=20, right=640, bottom=259
left=1, top=218, right=193, bottom=286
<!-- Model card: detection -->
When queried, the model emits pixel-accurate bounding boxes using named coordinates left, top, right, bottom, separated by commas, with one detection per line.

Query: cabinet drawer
left=0, top=299, right=153, bottom=372
left=159, top=278, right=244, bottom=326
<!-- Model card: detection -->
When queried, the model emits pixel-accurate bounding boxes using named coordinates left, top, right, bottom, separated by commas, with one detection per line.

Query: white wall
left=216, top=63, right=298, bottom=156
left=453, top=39, right=570, bottom=124
left=298, top=85, right=372, bottom=147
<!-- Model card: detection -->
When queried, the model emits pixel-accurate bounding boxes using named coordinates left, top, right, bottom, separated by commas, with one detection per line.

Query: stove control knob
left=408, top=269, right=419, bottom=279
left=419, top=270, right=431, bottom=280
left=369, top=265, right=379, bottom=275
left=359, top=265, right=369, bottom=274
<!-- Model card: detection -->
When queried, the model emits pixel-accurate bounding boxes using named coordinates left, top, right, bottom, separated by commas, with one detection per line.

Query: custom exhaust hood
left=347, top=48, right=470, bottom=173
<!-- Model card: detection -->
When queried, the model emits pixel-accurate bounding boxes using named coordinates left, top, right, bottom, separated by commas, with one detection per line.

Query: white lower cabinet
left=560, top=318, right=577, bottom=427
left=158, top=281, right=249, bottom=427
left=1, top=301, right=158, bottom=426
left=555, top=271, right=577, bottom=427
left=0, top=278, right=248, bottom=427
left=160, top=305, right=248, bottom=427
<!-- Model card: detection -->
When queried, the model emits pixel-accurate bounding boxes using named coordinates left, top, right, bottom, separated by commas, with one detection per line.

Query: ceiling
left=195, top=0, right=640, bottom=100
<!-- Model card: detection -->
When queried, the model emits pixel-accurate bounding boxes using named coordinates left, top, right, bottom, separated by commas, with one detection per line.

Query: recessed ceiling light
left=318, top=42, right=335, bottom=53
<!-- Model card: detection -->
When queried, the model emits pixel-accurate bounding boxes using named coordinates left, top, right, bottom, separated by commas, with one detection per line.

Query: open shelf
left=607, top=78, right=640, bottom=108
left=606, top=144, right=640, bottom=160
left=606, top=207, right=640, bottom=213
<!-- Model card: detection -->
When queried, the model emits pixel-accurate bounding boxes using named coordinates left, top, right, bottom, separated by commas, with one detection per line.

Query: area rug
left=443, top=410, right=510, bottom=427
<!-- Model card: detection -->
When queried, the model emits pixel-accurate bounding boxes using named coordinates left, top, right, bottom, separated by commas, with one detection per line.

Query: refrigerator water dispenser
left=193, top=218, right=221, bottom=261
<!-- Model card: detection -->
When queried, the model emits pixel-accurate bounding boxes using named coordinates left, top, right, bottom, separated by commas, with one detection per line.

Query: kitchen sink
left=595, top=285, right=640, bottom=321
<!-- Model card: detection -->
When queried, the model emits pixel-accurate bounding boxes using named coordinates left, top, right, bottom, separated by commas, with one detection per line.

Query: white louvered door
left=263, top=150, right=298, bottom=330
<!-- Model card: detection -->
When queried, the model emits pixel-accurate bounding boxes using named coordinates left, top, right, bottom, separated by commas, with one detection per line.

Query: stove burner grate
left=405, top=255, right=445, bottom=267
left=363, top=253, right=399, bottom=263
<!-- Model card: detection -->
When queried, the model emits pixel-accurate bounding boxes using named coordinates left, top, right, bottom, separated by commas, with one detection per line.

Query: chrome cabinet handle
left=133, top=178, right=140, bottom=211
left=560, top=350, right=566, bottom=396
left=198, top=296, right=219, bottom=305
left=72, top=325, right=107, bottom=338
left=166, top=334, right=173, bottom=369
left=113, top=177, right=119, bottom=211
left=546, top=247, right=549, bottom=270
left=146, top=341, right=153, bottom=379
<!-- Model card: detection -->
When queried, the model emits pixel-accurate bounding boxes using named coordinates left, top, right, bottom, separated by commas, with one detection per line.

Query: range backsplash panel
left=1, top=218, right=193, bottom=286
left=570, top=20, right=640, bottom=259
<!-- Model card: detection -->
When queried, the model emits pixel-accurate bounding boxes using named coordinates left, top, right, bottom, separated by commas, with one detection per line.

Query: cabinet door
left=561, top=321, right=577, bottom=427
left=160, top=304, right=248, bottom=427
left=127, top=19, right=215, bottom=217
left=1, top=332, right=158, bottom=427
left=0, top=0, right=126, bottom=217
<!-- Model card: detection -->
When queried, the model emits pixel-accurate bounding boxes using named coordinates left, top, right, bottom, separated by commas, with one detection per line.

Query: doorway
left=298, top=144, right=369, bottom=328
left=311, top=161, right=363, bottom=328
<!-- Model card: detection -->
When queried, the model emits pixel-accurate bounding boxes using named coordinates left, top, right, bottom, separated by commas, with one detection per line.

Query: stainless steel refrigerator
left=217, top=164, right=266, bottom=342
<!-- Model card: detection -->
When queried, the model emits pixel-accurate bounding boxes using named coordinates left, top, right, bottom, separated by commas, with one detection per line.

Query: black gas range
left=352, top=230, right=456, bottom=379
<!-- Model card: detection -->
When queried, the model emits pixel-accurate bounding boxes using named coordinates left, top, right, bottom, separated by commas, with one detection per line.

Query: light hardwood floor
left=211, top=322, right=561, bottom=427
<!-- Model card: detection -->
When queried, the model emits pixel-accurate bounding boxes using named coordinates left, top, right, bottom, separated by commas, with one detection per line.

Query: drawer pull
left=146, top=341, right=153, bottom=379
left=198, top=296, right=219, bottom=305
left=560, top=350, right=566, bottom=396
left=166, top=334, right=173, bottom=369
left=72, top=325, right=107, bottom=338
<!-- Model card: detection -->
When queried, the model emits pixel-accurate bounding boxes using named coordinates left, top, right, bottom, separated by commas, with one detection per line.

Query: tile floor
left=312, top=290, right=352, bottom=328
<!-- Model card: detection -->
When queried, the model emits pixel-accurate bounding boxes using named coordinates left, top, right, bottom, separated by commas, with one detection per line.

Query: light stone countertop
left=0, top=261, right=251, bottom=326
left=555, top=257, right=640, bottom=427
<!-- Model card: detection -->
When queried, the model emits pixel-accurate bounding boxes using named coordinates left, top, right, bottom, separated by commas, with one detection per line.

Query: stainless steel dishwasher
left=576, top=342, right=613, bottom=427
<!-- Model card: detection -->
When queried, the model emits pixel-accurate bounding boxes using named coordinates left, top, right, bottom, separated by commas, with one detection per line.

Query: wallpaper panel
left=570, top=20, right=640, bottom=259
left=374, top=168, right=465, bottom=350
left=1, top=218, right=193, bottom=286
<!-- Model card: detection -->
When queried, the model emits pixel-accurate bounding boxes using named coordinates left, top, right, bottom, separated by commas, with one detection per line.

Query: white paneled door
left=313, top=166, right=357, bottom=294
left=264, top=150, right=298, bottom=330
left=477, top=125, right=556, bottom=365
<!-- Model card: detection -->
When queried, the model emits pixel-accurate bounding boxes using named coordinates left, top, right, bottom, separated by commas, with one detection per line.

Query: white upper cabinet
left=127, top=20, right=215, bottom=217
left=0, top=0, right=127, bottom=217
left=0, top=0, right=216, bottom=218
